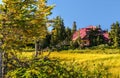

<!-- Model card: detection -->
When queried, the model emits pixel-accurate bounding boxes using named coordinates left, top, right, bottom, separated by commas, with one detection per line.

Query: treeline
left=38, top=16, right=77, bottom=50
left=1, top=0, right=120, bottom=52
left=40, top=17, right=120, bottom=50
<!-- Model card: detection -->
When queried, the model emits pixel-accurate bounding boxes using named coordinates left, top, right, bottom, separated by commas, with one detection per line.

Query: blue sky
left=48, top=0, right=120, bottom=30
left=1, top=0, right=120, bottom=30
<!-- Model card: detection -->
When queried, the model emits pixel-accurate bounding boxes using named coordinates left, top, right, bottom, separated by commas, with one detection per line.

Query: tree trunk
left=35, top=41, right=39, bottom=57
left=0, top=51, right=4, bottom=78
left=0, top=52, right=2, bottom=78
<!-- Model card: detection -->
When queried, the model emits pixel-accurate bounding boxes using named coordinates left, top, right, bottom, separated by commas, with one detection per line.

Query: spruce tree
left=72, top=21, right=77, bottom=34
left=109, top=21, right=120, bottom=47
left=88, top=26, right=104, bottom=46
left=50, top=16, right=66, bottom=46
left=66, top=27, right=72, bottom=41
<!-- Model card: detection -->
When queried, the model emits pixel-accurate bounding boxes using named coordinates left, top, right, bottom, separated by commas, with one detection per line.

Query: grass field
left=48, top=52, right=120, bottom=76
left=19, top=49, right=120, bottom=77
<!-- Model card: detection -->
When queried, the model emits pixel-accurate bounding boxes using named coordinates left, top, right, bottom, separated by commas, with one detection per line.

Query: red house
left=72, top=25, right=109, bottom=46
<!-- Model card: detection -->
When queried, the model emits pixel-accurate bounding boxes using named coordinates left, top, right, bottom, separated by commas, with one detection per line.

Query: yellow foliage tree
left=0, top=0, right=54, bottom=55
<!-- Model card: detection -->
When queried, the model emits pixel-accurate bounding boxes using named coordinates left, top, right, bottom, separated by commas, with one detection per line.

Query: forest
left=0, top=0, right=120, bottom=78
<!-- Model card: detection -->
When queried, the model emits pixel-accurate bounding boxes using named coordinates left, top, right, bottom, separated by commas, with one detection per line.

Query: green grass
left=48, top=52, right=120, bottom=77
left=20, top=49, right=120, bottom=77
left=61, top=49, right=120, bottom=54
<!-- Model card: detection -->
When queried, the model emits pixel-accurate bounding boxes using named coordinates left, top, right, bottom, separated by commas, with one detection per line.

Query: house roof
left=72, top=25, right=109, bottom=41
left=72, top=28, right=86, bottom=40
left=86, top=25, right=96, bottom=29
left=103, top=32, right=109, bottom=40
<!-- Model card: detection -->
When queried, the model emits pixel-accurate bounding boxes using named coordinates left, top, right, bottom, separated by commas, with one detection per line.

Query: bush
left=6, top=55, right=111, bottom=78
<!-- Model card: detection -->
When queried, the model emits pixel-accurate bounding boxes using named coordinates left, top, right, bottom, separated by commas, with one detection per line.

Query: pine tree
left=88, top=26, right=104, bottom=46
left=109, top=21, right=120, bottom=47
left=109, top=23, right=116, bottom=46
left=72, top=21, right=77, bottom=34
left=50, top=16, right=66, bottom=46
left=66, top=27, right=72, bottom=41
left=60, top=19, right=66, bottom=41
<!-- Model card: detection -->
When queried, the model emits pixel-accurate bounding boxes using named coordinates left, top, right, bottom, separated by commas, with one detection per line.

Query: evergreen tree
left=60, top=19, right=66, bottom=41
left=109, top=23, right=115, bottom=45
left=66, top=27, right=72, bottom=41
left=0, top=0, right=54, bottom=76
left=72, top=21, right=77, bottom=34
left=88, top=26, right=104, bottom=46
left=0, top=0, right=54, bottom=56
left=50, top=16, right=66, bottom=46
left=109, top=21, right=120, bottom=47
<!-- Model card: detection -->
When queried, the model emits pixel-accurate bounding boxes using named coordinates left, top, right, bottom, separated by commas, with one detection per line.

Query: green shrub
left=6, top=56, right=111, bottom=78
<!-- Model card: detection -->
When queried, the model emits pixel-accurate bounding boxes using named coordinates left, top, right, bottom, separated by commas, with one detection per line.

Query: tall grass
left=61, top=49, right=120, bottom=54
left=46, top=51, right=120, bottom=77
left=17, top=49, right=120, bottom=77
